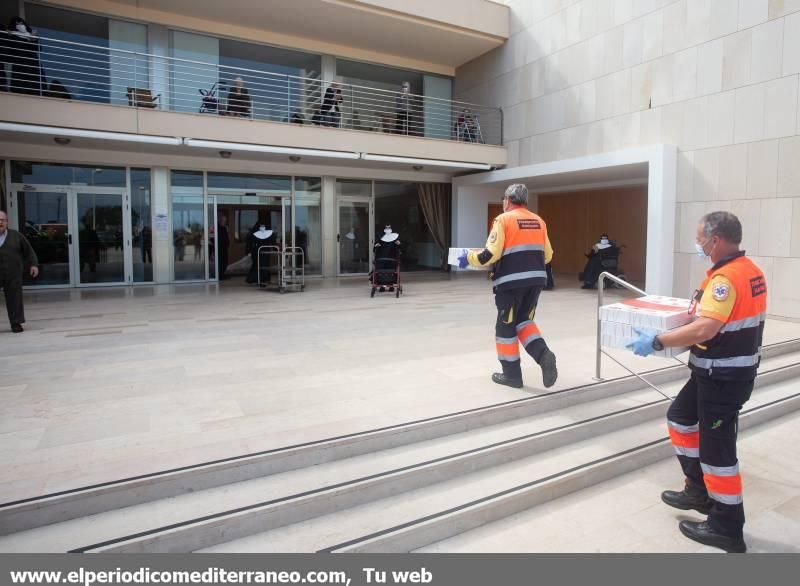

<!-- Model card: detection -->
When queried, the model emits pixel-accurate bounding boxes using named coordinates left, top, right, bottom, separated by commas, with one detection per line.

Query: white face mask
left=695, top=238, right=714, bottom=259
left=600, top=238, right=609, bottom=245
left=16, top=23, right=27, bottom=33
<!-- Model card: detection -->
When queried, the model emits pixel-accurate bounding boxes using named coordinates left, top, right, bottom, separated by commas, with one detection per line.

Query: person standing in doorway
left=394, top=81, right=411, bottom=135
left=627, top=211, right=765, bottom=553
left=457, top=184, right=558, bottom=389
left=0, top=210, right=39, bottom=333
left=217, top=213, right=230, bottom=280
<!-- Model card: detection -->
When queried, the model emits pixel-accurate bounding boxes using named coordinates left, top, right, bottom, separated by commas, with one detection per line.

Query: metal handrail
left=594, top=271, right=647, bottom=381
left=0, top=31, right=503, bottom=145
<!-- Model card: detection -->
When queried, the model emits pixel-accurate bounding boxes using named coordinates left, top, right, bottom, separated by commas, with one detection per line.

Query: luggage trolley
left=257, top=245, right=282, bottom=291
left=280, top=246, right=305, bottom=293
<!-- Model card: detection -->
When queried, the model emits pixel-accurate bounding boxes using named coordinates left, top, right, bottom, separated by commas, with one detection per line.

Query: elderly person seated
left=225, top=77, right=252, bottom=118
left=580, top=233, right=619, bottom=289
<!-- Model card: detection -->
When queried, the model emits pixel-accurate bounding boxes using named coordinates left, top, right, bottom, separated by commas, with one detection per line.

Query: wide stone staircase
left=1, top=339, right=799, bottom=553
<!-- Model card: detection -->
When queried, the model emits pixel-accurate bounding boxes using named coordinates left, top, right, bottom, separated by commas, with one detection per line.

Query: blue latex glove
left=457, top=252, right=469, bottom=269
left=626, top=328, right=657, bottom=357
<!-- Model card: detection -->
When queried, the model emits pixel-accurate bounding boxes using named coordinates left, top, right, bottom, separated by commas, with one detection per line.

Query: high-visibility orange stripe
left=704, top=473, right=742, bottom=496
left=517, top=323, right=540, bottom=340
left=501, top=209, right=547, bottom=248
left=496, top=342, right=519, bottom=357
left=668, top=427, right=699, bottom=449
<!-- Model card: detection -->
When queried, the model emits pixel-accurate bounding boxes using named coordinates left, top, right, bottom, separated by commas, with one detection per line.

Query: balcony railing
left=0, top=32, right=503, bottom=146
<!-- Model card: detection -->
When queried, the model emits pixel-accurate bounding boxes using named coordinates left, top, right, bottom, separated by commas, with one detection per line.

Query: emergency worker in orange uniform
left=457, top=183, right=558, bottom=389
left=628, top=211, right=766, bottom=553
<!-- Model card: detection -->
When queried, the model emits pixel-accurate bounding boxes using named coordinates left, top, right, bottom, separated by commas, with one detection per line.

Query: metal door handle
left=68, top=234, right=72, bottom=245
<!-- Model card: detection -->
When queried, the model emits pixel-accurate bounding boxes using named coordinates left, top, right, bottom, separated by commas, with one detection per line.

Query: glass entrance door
left=337, top=197, right=373, bottom=275
left=74, top=192, right=126, bottom=284
left=13, top=188, right=130, bottom=287
left=15, top=190, right=72, bottom=286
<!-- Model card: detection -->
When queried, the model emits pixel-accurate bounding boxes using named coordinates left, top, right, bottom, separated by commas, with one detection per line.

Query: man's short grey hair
left=700, top=211, right=742, bottom=244
left=505, top=183, right=528, bottom=205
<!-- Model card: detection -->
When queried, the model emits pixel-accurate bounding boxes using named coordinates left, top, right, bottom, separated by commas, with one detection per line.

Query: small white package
left=448, top=247, right=491, bottom=271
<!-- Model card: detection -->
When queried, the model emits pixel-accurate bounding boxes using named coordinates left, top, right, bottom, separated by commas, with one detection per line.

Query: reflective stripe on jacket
left=491, top=208, right=548, bottom=292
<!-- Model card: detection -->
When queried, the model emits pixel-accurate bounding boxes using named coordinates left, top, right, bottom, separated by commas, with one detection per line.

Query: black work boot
left=492, top=373, right=523, bottom=389
left=661, top=483, right=712, bottom=515
left=679, top=520, right=747, bottom=553
left=538, top=349, right=558, bottom=388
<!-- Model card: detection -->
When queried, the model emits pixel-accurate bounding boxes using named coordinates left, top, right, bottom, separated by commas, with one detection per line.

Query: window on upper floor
left=17, top=2, right=146, bottom=105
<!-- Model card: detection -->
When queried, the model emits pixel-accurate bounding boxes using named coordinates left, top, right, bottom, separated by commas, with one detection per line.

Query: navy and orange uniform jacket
left=689, top=251, right=767, bottom=381
left=467, top=207, right=553, bottom=292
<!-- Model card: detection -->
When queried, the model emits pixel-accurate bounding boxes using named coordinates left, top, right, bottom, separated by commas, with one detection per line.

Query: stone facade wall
left=456, top=0, right=800, bottom=317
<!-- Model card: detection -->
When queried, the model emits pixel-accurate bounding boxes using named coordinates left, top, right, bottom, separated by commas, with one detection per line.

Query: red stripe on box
left=622, top=298, right=688, bottom=312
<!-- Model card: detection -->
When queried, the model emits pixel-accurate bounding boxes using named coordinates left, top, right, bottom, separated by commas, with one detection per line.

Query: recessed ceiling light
left=412, top=165, right=423, bottom=171
left=289, top=155, right=301, bottom=162
left=53, top=137, right=71, bottom=145
left=219, top=150, right=232, bottom=159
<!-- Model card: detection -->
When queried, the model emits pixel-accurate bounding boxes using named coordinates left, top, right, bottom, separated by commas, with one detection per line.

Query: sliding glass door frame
left=8, top=184, right=131, bottom=288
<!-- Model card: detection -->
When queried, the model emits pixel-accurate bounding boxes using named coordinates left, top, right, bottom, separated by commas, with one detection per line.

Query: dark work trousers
left=545, top=262, right=555, bottom=289
left=494, top=286, right=549, bottom=380
left=667, top=372, right=753, bottom=538
left=0, top=274, right=25, bottom=325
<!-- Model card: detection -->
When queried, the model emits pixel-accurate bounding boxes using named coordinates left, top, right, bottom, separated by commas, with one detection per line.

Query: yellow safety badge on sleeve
left=489, top=231, right=497, bottom=244
left=712, top=282, right=730, bottom=301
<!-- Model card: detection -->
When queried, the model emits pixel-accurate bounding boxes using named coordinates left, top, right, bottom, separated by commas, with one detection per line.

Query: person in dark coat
left=3, top=17, right=42, bottom=96
left=320, top=82, right=343, bottom=127
left=225, top=77, right=252, bottom=117
left=0, top=210, right=39, bottom=332
left=217, top=213, right=230, bottom=280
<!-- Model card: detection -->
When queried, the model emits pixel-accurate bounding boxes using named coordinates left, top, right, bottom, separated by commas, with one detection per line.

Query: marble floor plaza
left=2, top=273, right=800, bottom=513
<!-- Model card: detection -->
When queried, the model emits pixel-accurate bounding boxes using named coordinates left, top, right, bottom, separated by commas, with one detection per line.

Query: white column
left=321, top=175, right=337, bottom=277
left=452, top=184, right=503, bottom=249
left=148, top=24, right=169, bottom=110
left=152, top=167, right=171, bottom=284
left=321, top=55, right=336, bottom=84
left=645, top=144, right=678, bottom=295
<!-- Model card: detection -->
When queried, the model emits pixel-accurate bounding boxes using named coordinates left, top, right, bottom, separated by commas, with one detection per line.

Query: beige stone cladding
left=456, top=0, right=800, bottom=318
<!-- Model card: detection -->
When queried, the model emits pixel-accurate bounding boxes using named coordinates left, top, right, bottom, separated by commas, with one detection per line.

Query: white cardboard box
left=448, top=247, right=491, bottom=271
left=600, top=295, right=694, bottom=358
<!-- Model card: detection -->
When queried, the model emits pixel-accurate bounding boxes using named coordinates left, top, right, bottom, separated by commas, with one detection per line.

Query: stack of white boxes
left=448, top=248, right=492, bottom=271
left=600, top=295, right=695, bottom=358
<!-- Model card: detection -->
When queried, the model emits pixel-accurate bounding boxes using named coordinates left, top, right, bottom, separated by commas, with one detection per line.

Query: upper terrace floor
left=0, top=1, right=508, bottom=170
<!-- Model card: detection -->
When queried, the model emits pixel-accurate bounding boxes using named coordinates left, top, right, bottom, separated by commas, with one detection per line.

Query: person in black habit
left=3, top=17, right=42, bottom=96
left=245, top=221, right=275, bottom=284
left=217, top=213, right=230, bottom=280
left=371, top=225, right=401, bottom=292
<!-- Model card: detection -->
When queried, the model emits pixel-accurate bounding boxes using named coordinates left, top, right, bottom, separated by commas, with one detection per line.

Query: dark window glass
left=207, top=172, right=290, bottom=192
left=11, top=161, right=125, bottom=186
left=24, top=2, right=110, bottom=103
left=218, top=38, right=321, bottom=123
left=170, top=170, right=203, bottom=188
left=375, top=181, right=439, bottom=272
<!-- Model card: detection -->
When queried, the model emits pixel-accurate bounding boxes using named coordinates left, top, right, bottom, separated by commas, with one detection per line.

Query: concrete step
left=1, top=351, right=794, bottom=553
left=199, top=371, right=800, bottom=553
left=3, top=337, right=798, bottom=539
left=414, top=409, right=800, bottom=554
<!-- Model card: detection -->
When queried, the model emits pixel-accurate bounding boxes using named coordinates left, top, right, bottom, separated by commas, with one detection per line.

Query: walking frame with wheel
left=280, top=247, right=305, bottom=293
left=257, top=245, right=282, bottom=291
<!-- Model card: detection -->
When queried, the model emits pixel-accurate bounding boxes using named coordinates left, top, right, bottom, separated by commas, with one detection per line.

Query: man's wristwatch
left=652, top=336, right=664, bottom=351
